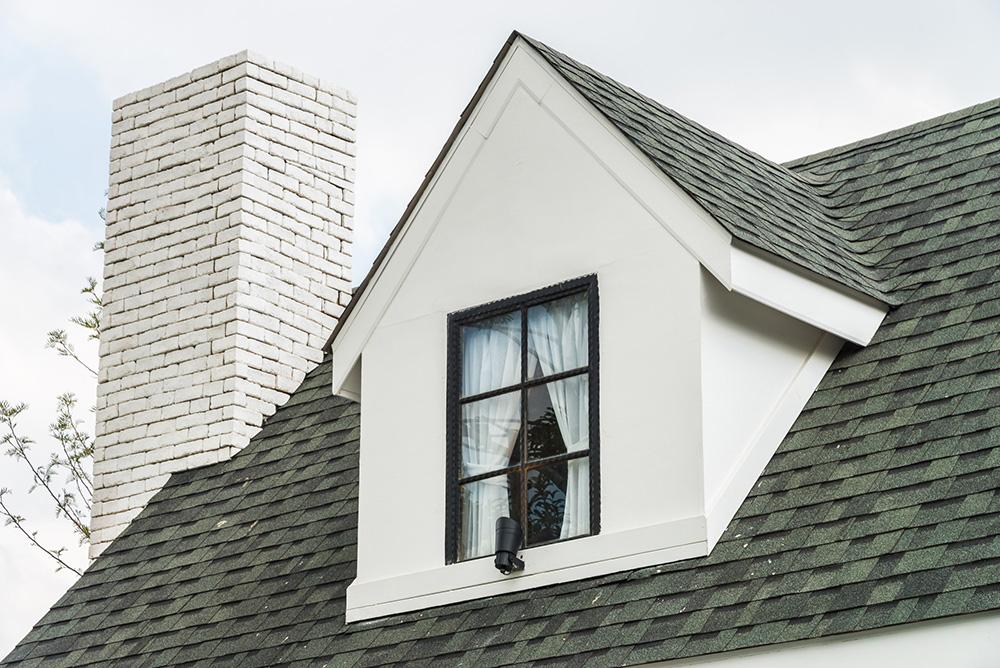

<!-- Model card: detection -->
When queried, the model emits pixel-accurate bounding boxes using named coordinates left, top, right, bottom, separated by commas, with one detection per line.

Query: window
left=446, top=276, right=600, bottom=563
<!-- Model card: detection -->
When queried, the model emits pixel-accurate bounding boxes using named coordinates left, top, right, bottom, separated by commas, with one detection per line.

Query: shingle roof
left=522, top=35, right=898, bottom=304
left=6, top=36, right=1000, bottom=668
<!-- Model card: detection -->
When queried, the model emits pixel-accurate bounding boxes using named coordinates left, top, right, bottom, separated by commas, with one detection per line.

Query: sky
left=1, top=0, right=999, bottom=656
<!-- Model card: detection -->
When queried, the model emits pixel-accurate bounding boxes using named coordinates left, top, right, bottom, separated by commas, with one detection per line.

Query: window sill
left=345, top=515, right=706, bottom=622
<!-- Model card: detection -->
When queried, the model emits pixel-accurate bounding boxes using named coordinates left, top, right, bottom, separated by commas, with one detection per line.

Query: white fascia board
left=705, top=332, right=843, bottom=549
left=730, top=244, right=888, bottom=346
left=346, top=515, right=707, bottom=622
left=331, top=38, right=735, bottom=396
left=641, top=610, right=1000, bottom=667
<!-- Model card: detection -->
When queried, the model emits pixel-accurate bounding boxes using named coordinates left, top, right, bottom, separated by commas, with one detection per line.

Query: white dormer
left=331, top=35, right=887, bottom=621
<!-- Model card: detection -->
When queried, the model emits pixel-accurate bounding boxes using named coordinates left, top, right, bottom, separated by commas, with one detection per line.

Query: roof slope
left=7, top=41, right=1000, bottom=668
left=518, top=35, right=898, bottom=303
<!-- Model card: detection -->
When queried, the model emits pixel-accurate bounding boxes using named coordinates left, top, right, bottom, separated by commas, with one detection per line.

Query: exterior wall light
left=494, top=517, right=525, bottom=575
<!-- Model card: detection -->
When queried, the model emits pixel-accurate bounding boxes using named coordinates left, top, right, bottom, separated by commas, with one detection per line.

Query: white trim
left=640, top=611, right=1000, bottom=667
left=704, top=332, right=843, bottom=549
left=331, top=38, right=735, bottom=397
left=346, top=516, right=707, bottom=622
left=334, top=357, right=362, bottom=402
left=730, top=244, right=887, bottom=346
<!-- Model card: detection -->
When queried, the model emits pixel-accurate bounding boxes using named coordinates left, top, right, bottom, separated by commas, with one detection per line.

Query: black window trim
left=445, top=274, right=600, bottom=564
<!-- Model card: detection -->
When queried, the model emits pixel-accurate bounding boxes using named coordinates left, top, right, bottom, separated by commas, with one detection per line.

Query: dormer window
left=338, top=37, right=886, bottom=621
left=445, top=276, right=600, bottom=563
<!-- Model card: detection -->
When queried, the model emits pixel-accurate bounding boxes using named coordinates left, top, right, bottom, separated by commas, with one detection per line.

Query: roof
left=7, top=36, right=1000, bottom=668
left=323, top=31, right=900, bottom=355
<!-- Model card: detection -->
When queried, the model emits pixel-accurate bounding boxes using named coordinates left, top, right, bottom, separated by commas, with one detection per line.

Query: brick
left=91, top=49, right=355, bottom=559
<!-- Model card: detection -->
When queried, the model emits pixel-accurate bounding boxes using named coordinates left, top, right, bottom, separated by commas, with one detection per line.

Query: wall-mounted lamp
left=494, top=517, right=525, bottom=575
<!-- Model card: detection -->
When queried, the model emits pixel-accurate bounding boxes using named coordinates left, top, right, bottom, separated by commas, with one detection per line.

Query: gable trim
left=322, top=32, right=523, bottom=357
left=730, top=243, right=888, bottom=346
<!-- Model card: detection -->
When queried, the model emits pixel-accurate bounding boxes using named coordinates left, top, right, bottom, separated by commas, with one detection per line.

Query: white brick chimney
left=91, top=51, right=355, bottom=557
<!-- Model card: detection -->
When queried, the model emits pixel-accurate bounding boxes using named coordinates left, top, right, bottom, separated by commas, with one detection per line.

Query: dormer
left=330, top=33, right=888, bottom=621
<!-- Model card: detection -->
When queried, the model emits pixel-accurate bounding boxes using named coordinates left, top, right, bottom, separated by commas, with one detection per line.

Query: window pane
left=526, top=459, right=589, bottom=545
left=527, top=376, right=589, bottom=461
left=527, top=292, right=587, bottom=380
left=461, top=311, right=521, bottom=397
left=459, top=472, right=520, bottom=560
left=461, top=390, right=521, bottom=477
left=526, top=384, right=564, bottom=461
left=526, top=462, right=565, bottom=544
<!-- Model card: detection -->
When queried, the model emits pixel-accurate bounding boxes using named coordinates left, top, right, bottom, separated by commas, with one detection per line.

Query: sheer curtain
left=460, top=315, right=521, bottom=559
left=527, top=295, right=590, bottom=539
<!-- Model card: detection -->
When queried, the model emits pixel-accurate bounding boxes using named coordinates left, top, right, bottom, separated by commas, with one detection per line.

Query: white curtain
left=460, top=315, right=521, bottom=559
left=527, top=295, right=590, bottom=539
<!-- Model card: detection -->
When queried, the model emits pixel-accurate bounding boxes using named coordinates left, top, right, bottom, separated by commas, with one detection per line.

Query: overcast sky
left=1, top=0, right=999, bottom=655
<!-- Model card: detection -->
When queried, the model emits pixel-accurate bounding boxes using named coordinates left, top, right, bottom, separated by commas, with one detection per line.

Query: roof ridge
left=784, top=95, right=1000, bottom=171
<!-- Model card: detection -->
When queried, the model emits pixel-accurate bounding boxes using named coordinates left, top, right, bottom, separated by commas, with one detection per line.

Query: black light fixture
left=494, top=516, right=525, bottom=575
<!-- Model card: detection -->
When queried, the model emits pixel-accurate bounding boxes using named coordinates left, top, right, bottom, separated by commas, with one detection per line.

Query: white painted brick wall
left=90, top=51, right=355, bottom=558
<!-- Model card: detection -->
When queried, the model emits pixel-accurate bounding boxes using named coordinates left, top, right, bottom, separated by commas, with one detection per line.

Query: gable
left=351, top=57, right=709, bottom=616
left=377, top=79, right=697, bottom=329
left=328, top=35, right=887, bottom=400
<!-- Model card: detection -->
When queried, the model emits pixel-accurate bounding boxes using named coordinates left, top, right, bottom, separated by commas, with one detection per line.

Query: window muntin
left=447, top=277, right=599, bottom=563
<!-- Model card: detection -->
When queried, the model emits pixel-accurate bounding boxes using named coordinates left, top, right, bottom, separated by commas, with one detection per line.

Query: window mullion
left=520, top=306, right=529, bottom=543
left=458, top=366, right=587, bottom=405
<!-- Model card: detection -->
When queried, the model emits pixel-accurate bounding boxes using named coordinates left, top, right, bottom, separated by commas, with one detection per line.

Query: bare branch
left=45, top=330, right=98, bottom=377
left=1, top=402, right=91, bottom=539
left=70, top=277, right=102, bottom=342
left=0, top=489, right=82, bottom=576
left=0, top=203, right=102, bottom=574
left=49, top=393, right=94, bottom=510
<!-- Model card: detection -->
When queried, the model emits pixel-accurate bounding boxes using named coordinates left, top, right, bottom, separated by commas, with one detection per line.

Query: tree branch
left=1, top=403, right=90, bottom=538
left=45, top=330, right=98, bottom=377
left=0, top=489, right=82, bottom=576
left=52, top=394, right=94, bottom=495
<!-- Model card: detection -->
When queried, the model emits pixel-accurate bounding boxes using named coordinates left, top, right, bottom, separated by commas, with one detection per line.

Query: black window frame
left=445, top=275, right=600, bottom=564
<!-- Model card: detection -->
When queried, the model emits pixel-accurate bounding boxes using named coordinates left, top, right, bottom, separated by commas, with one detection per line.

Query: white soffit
left=730, top=243, right=888, bottom=346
